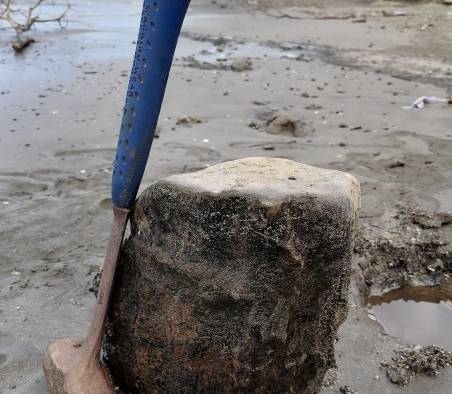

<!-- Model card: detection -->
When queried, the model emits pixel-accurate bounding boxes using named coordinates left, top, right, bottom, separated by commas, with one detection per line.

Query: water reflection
left=368, top=285, right=452, bottom=351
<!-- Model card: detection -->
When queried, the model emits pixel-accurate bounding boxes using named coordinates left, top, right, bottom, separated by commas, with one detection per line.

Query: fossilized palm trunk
left=105, top=157, right=360, bottom=394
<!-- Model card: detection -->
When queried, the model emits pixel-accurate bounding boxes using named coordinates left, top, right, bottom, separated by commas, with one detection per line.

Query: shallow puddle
left=368, top=285, right=452, bottom=351
left=176, top=37, right=323, bottom=66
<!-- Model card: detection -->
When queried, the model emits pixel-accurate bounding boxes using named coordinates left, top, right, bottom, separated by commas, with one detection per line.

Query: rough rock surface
left=105, top=157, right=360, bottom=393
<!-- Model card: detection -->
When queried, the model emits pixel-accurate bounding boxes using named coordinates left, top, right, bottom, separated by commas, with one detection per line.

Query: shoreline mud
left=1, top=0, right=452, bottom=392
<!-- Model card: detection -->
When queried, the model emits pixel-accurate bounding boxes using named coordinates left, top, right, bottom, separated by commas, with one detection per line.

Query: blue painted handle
left=112, top=0, right=190, bottom=209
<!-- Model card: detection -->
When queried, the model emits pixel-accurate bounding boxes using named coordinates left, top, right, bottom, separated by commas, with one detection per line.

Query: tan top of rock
left=165, top=157, right=360, bottom=208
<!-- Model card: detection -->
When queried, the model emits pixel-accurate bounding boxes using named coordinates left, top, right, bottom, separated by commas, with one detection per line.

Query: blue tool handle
left=112, top=0, right=190, bottom=209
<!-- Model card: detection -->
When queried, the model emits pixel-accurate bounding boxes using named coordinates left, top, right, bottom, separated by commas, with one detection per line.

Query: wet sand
left=1, top=0, right=452, bottom=392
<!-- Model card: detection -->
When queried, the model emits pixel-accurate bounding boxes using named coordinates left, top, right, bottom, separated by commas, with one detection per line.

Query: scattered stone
left=305, top=103, right=322, bottom=110
left=106, top=157, right=360, bottom=394
left=230, top=58, right=253, bottom=72
left=176, top=116, right=202, bottom=127
left=264, top=111, right=315, bottom=138
left=339, top=385, right=357, bottom=394
left=388, top=161, right=405, bottom=169
left=382, top=345, right=452, bottom=386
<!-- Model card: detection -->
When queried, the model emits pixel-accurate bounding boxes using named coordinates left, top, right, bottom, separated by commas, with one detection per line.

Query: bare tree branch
left=0, top=0, right=70, bottom=51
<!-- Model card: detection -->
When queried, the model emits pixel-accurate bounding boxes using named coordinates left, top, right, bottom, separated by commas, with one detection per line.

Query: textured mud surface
left=355, top=208, right=452, bottom=300
left=1, top=0, right=452, bottom=393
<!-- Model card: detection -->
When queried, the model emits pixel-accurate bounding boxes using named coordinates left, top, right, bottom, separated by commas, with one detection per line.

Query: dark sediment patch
left=355, top=208, right=452, bottom=301
left=382, top=345, right=452, bottom=386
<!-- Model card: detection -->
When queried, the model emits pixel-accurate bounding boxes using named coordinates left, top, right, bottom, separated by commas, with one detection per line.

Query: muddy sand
left=1, top=0, right=452, bottom=392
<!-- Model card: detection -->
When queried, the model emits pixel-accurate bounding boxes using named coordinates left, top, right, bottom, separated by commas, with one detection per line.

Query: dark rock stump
left=105, top=157, right=360, bottom=393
